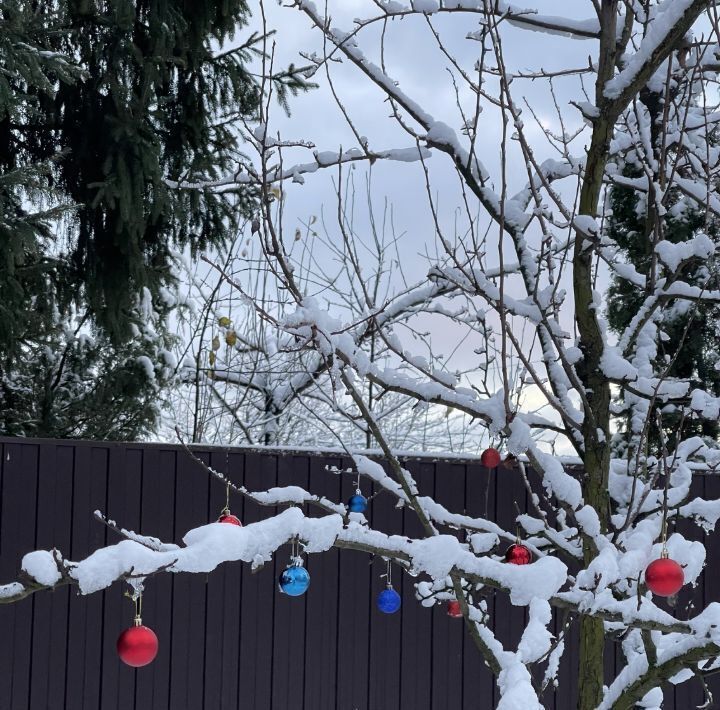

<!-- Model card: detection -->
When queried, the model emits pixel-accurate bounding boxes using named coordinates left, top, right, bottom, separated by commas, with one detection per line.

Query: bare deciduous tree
left=7, top=3, right=720, bottom=708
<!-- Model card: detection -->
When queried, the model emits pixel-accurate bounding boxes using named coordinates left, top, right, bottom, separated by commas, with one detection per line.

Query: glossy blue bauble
left=347, top=494, right=368, bottom=513
left=279, top=565, right=310, bottom=596
left=376, top=587, right=401, bottom=614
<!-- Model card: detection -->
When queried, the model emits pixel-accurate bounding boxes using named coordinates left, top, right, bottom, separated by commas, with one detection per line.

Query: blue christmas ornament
left=347, top=493, right=368, bottom=513
left=376, top=586, right=401, bottom=614
left=279, top=564, right=310, bottom=597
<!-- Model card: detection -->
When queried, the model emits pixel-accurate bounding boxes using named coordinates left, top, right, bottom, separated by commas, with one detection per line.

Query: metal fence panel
left=0, top=438, right=716, bottom=710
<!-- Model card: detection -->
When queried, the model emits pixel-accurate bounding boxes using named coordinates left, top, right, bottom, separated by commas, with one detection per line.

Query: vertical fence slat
left=431, top=461, right=465, bottom=710
left=303, top=454, right=341, bottom=710
left=30, top=443, right=74, bottom=710
left=225, top=450, right=245, bottom=708
left=492, top=461, right=524, bottom=658
left=703, top=474, right=720, bottom=706
left=335, top=453, right=372, bottom=710
left=202, top=448, right=238, bottom=710
left=134, top=447, right=175, bottom=710
left=64, top=445, right=108, bottom=710
left=668, top=474, right=706, bottom=709
left=463, top=460, right=497, bottom=709
left=202, top=448, right=224, bottom=710
left=237, top=451, right=276, bottom=710
left=702, top=473, right=720, bottom=705
left=99, top=445, right=130, bottom=710
left=400, top=461, right=433, bottom=710
left=169, top=448, right=210, bottom=710
left=116, top=448, right=144, bottom=710
left=272, top=454, right=308, bottom=709
left=533, top=462, right=577, bottom=710
left=236, top=450, right=261, bottom=708
left=367, top=458, right=403, bottom=710
left=0, top=443, right=39, bottom=710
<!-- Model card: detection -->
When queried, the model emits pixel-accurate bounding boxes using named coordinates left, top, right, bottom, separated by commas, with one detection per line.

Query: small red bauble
left=481, top=447, right=501, bottom=468
left=504, top=543, right=532, bottom=565
left=218, top=513, right=242, bottom=526
left=645, top=556, right=684, bottom=597
left=117, top=625, right=159, bottom=667
left=447, top=600, right=463, bottom=618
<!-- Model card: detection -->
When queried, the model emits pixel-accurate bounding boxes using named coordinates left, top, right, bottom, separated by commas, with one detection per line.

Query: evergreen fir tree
left=0, top=293, right=176, bottom=439
left=0, top=0, right=311, bottom=439
left=30, top=0, right=263, bottom=339
left=0, top=1, right=80, bottom=354
left=606, top=134, right=720, bottom=453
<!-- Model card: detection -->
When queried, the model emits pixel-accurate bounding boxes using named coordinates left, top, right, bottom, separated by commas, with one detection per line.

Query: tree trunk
left=574, top=119, right=614, bottom=709
left=573, top=5, right=618, bottom=706
left=578, top=615, right=606, bottom=710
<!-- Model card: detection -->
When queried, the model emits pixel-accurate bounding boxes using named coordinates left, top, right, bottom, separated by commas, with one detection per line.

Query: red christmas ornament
left=645, top=554, right=684, bottom=597
left=218, top=512, right=242, bottom=526
left=117, top=624, right=159, bottom=668
left=481, top=447, right=501, bottom=468
left=447, top=600, right=463, bottom=618
left=504, top=543, right=532, bottom=565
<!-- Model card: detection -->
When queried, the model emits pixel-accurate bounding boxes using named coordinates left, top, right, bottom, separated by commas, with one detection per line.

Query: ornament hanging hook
left=133, top=593, right=142, bottom=627
left=291, top=536, right=303, bottom=564
left=657, top=410, right=671, bottom=555
left=223, top=481, right=231, bottom=516
left=222, top=449, right=231, bottom=515
left=659, top=472, right=671, bottom=557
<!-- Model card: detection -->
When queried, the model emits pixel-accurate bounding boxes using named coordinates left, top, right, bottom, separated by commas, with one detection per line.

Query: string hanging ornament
left=218, top=453, right=242, bottom=525
left=504, top=524, right=532, bottom=565
left=117, top=590, right=159, bottom=668
left=644, top=460, right=684, bottom=597
left=376, top=560, right=401, bottom=614
left=279, top=538, right=311, bottom=597
left=480, top=445, right=501, bottom=469
left=447, top=599, right=463, bottom=618
left=347, top=470, right=367, bottom=514
left=448, top=543, right=465, bottom=616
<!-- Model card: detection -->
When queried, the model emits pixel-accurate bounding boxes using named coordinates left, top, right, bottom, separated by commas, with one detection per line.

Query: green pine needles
left=607, top=171, right=720, bottom=453
left=0, top=0, right=311, bottom=439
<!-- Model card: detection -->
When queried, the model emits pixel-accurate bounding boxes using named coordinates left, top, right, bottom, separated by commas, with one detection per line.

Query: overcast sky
left=245, top=5, right=593, bottom=327
left=220, top=2, right=622, bottom=450
left=260, top=0, right=594, bottom=214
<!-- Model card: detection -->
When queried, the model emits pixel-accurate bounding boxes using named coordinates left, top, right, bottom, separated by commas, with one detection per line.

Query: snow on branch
left=167, top=145, right=431, bottom=192
left=603, top=0, right=710, bottom=109
left=356, top=1, right=602, bottom=40
left=5, top=501, right=713, bottom=641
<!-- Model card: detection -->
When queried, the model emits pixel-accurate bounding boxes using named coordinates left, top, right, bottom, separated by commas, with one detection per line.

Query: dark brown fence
left=0, top=437, right=716, bottom=710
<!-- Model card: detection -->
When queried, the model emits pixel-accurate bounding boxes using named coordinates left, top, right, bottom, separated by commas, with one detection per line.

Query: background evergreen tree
left=0, top=1, right=80, bottom=355
left=0, top=296, right=177, bottom=439
left=0, top=0, right=311, bottom=439
left=606, top=130, right=720, bottom=454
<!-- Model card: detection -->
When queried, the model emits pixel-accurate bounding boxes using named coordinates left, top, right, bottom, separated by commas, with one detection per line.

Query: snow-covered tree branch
left=6, top=1, right=720, bottom=707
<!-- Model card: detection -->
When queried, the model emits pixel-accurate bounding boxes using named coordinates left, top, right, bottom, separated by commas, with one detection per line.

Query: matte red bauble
left=481, top=447, right=501, bottom=468
left=218, top=513, right=242, bottom=526
left=447, top=600, right=463, bottom=618
left=645, top=556, right=684, bottom=597
left=504, top=543, right=532, bottom=565
left=117, top=625, right=159, bottom=667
